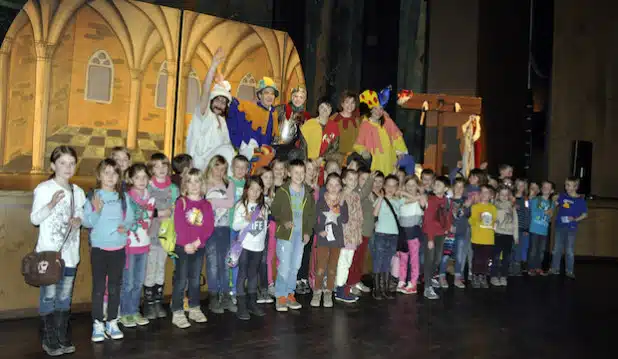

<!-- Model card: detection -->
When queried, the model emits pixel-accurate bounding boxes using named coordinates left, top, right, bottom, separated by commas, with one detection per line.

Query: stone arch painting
left=0, top=0, right=306, bottom=175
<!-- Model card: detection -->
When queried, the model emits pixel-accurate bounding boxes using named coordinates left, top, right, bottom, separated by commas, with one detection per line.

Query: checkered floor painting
left=1, top=126, right=164, bottom=176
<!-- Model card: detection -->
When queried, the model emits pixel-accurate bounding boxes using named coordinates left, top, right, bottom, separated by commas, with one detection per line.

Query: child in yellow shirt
left=469, top=185, right=497, bottom=289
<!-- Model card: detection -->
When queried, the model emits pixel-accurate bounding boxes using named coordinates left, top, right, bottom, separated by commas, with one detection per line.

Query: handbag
left=226, top=205, right=262, bottom=268
left=22, top=185, right=75, bottom=287
left=383, top=198, right=409, bottom=253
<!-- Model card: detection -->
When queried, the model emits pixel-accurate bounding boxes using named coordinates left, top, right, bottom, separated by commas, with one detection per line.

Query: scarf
left=129, top=188, right=150, bottom=207
left=151, top=176, right=172, bottom=189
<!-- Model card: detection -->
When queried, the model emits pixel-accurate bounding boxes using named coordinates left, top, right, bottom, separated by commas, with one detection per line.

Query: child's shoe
left=236, top=296, right=250, bottom=321
left=431, top=276, right=440, bottom=288
left=275, top=297, right=289, bottom=312
left=310, top=290, right=322, bottom=307
left=423, top=286, right=439, bottom=300
left=335, top=286, right=358, bottom=303
left=91, top=320, right=105, bottom=343
left=471, top=275, right=481, bottom=289
left=499, top=277, right=508, bottom=286
left=354, top=281, right=371, bottom=293
left=268, top=283, right=276, bottom=298
left=105, top=319, right=124, bottom=340
left=188, top=307, right=207, bottom=323
left=209, top=293, right=224, bottom=314
left=406, top=282, right=418, bottom=294
left=479, top=275, right=489, bottom=289
left=396, top=281, right=407, bottom=294
left=247, top=294, right=266, bottom=317
left=490, top=276, right=501, bottom=287
left=221, top=293, right=238, bottom=313
left=119, top=315, right=136, bottom=328
left=301, top=279, right=311, bottom=294
left=172, top=310, right=191, bottom=328
left=453, top=275, right=466, bottom=289
left=548, top=269, right=560, bottom=275
left=295, top=280, right=304, bottom=295
left=322, top=290, right=334, bottom=308
left=286, top=293, right=302, bottom=310
left=539, top=270, right=549, bottom=277
left=134, top=313, right=150, bottom=326
left=528, top=269, right=537, bottom=276
left=566, top=272, right=576, bottom=279
left=439, top=274, right=449, bottom=289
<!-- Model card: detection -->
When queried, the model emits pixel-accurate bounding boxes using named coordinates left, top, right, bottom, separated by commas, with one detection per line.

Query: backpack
left=158, top=197, right=186, bottom=258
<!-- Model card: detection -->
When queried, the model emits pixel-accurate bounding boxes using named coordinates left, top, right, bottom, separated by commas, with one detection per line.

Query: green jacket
left=271, top=182, right=316, bottom=240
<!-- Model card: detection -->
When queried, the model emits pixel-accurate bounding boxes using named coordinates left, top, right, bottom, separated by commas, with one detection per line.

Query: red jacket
left=422, top=195, right=452, bottom=241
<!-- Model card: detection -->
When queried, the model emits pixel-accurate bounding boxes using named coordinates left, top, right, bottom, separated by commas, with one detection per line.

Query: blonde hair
left=404, top=175, right=421, bottom=187
left=203, top=155, right=229, bottom=187
left=304, top=159, right=319, bottom=186
left=181, top=168, right=206, bottom=196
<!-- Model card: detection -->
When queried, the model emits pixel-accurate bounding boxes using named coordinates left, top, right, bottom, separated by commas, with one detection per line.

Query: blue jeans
left=171, top=245, right=205, bottom=312
left=275, top=235, right=305, bottom=297
left=206, top=226, right=231, bottom=294
left=551, top=227, right=577, bottom=274
left=514, top=229, right=530, bottom=262
left=230, top=230, right=239, bottom=294
left=39, top=267, right=76, bottom=315
left=528, top=233, right=547, bottom=271
left=372, top=233, right=397, bottom=273
left=120, top=252, right=148, bottom=316
left=438, top=234, right=469, bottom=276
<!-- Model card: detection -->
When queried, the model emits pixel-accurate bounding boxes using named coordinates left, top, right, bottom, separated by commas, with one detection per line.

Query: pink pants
left=267, top=220, right=277, bottom=285
left=397, top=239, right=420, bottom=284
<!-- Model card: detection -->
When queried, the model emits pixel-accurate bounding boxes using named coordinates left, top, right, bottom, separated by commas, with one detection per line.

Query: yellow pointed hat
left=359, top=89, right=380, bottom=109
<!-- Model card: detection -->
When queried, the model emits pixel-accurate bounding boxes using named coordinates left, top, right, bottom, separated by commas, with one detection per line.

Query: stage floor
left=0, top=262, right=613, bottom=359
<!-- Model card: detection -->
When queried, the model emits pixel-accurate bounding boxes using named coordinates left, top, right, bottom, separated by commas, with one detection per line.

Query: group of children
left=31, top=146, right=588, bottom=357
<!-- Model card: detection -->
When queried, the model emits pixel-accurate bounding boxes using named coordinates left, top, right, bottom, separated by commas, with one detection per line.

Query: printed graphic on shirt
left=480, top=211, right=493, bottom=229
left=245, top=204, right=267, bottom=236
left=207, top=188, right=230, bottom=226
left=533, top=199, right=551, bottom=226
left=186, top=207, right=204, bottom=226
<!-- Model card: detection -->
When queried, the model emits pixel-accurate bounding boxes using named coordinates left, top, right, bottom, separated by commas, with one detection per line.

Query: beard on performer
left=210, top=96, right=229, bottom=118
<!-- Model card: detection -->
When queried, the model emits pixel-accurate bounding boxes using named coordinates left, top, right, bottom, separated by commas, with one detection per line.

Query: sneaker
left=91, top=320, right=106, bottom=343
left=396, top=281, right=407, bottom=294
left=310, top=290, right=322, bottom=307
left=134, top=313, right=149, bottom=326
left=295, top=280, right=304, bottom=295
left=439, top=275, right=449, bottom=289
left=454, top=276, right=466, bottom=289
left=256, top=289, right=268, bottom=304
left=275, top=297, right=288, bottom=312
left=172, top=310, right=191, bottom=329
left=548, top=269, right=560, bottom=275
left=263, top=290, right=274, bottom=304
left=335, top=286, right=359, bottom=303
left=286, top=294, right=302, bottom=310
left=431, top=277, right=440, bottom=288
left=323, top=290, right=334, bottom=308
left=490, top=277, right=501, bottom=287
left=479, top=275, right=489, bottom=289
left=424, top=286, right=439, bottom=300
left=528, top=269, right=537, bottom=277
left=539, top=270, right=549, bottom=277
left=221, top=293, right=238, bottom=313
left=500, top=277, right=508, bottom=286
left=350, top=286, right=362, bottom=296
left=188, top=307, right=208, bottom=323
left=354, top=281, right=371, bottom=293
left=301, top=279, right=312, bottom=294
left=471, top=275, right=481, bottom=289
left=268, top=284, right=276, bottom=298
left=119, top=315, right=136, bottom=328
left=566, top=272, right=576, bottom=279
left=406, top=282, right=418, bottom=294
left=105, top=319, right=124, bottom=340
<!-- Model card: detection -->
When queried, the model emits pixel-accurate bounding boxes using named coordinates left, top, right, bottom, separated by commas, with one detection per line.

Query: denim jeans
left=171, top=245, right=205, bottom=312
left=455, top=234, right=471, bottom=276
left=205, top=226, right=231, bottom=294
left=39, top=267, right=77, bottom=315
left=230, top=230, right=239, bottom=294
left=551, top=227, right=577, bottom=274
left=424, top=235, right=445, bottom=284
left=513, top=229, right=530, bottom=263
left=372, top=233, right=397, bottom=274
left=120, top=252, right=148, bottom=316
left=491, top=234, right=513, bottom=277
left=275, top=235, right=305, bottom=297
left=528, top=233, right=547, bottom=271
left=236, top=249, right=263, bottom=296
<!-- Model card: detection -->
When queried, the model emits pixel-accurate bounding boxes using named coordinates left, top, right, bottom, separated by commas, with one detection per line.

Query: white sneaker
left=490, top=277, right=501, bottom=287
left=354, top=282, right=371, bottom=293
left=105, top=319, right=124, bottom=340
left=172, top=310, right=191, bottom=328
left=91, top=320, right=105, bottom=343
left=499, top=277, right=508, bottom=286
left=188, top=307, right=208, bottom=323
left=396, top=281, right=407, bottom=294
left=424, top=286, right=439, bottom=300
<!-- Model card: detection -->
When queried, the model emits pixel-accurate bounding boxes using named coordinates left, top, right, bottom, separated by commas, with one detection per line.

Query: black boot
left=143, top=286, right=157, bottom=320
left=236, top=296, right=250, bottom=320
left=221, top=292, right=238, bottom=313
left=41, top=314, right=63, bottom=357
left=209, top=292, right=223, bottom=314
left=247, top=293, right=265, bottom=317
left=381, top=273, right=394, bottom=299
left=372, top=273, right=383, bottom=300
left=154, top=284, right=167, bottom=318
left=54, top=311, right=75, bottom=354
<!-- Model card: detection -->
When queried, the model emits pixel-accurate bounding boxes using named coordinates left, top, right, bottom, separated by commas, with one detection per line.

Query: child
left=550, top=176, right=588, bottom=278
left=31, top=146, right=86, bottom=356
left=232, top=176, right=269, bottom=320
left=372, top=175, right=401, bottom=300
left=529, top=182, right=540, bottom=199
left=528, top=181, right=555, bottom=276
left=491, top=186, right=519, bottom=286
left=271, top=159, right=316, bottom=312
left=334, top=169, right=362, bottom=303
left=271, top=158, right=287, bottom=190
left=296, top=159, right=320, bottom=295
left=254, top=166, right=276, bottom=304
left=110, top=147, right=131, bottom=191
left=511, top=179, right=530, bottom=276
left=469, top=185, right=498, bottom=289
left=145, top=153, right=179, bottom=319
left=421, top=176, right=452, bottom=300
left=420, top=169, right=435, bottom=195
left=84, top=159, right=136, bottom=342
left=119, top=164, right=155, bottom=328
left=203, top=155, right=237, bottom=314
left=171, top=169, right=214, bottom=328
left=347, top=167, right=377, bottom=295
left=498, top=164, right=514, bottom=181
left=171, top=153, right=193, bottom=188
left=229, top=155, right=250, bottom=300
left=439, top=178, right=470, bottom=289
left=311, top=173, right=349, bottom=307
left=396, top=176, right=425, bottom=294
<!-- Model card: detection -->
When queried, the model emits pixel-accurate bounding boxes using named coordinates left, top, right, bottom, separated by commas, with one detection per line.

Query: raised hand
left=213, top=47, right=225, bottom=64
left=49, top=190, right=65, bottom=209
left=91, top=194, right=103, bottom=213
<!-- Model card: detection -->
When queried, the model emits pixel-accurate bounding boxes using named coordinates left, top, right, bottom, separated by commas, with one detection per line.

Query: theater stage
left=0, top=262, right=613, bottom=359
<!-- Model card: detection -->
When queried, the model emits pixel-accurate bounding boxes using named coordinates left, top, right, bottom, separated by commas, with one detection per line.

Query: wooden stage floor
left=0, top=262, right=614, bottom=359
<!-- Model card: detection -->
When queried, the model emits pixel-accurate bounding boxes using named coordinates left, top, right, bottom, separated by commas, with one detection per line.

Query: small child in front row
left=396, top=176, right=426, bottom=295
left=468, top=185, right=497, bottom=289
left=171, top=169, right=214, bottom=328
left=528, top=181, right=555, bottom=276
left=550, top=176, right=588, bottom=279
left=254, top=166, right=275, bottom=304
left=85, top=158, right=136, bottom=343
left=439, top=178, right=470, bottom=289
left=511, top=178, right=530, bottom=276
left=232, top=176, right=269, bottom=320
left=119, top=164, right=155, bottom=328
left=229, top=155, right=250, bottom=300
left=491, top=186, right=519, bottom=287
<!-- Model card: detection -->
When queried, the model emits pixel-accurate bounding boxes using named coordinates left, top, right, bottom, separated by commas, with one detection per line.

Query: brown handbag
left=22, top=185, right=75, bottom=287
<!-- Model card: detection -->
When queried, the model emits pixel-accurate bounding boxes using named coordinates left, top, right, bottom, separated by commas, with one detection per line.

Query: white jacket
left=232, top=202, right=268, bottom=252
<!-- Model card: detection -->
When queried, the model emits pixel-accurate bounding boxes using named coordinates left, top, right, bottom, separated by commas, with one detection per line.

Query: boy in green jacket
left=271, top=159, right=317, bottom=312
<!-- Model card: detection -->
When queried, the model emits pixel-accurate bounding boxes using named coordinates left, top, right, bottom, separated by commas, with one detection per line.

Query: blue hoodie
left=84, top=189, right=135, bottom=249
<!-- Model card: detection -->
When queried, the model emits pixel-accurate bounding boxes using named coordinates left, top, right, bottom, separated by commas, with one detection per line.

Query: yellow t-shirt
left=469, top=202, right=497, bottom=245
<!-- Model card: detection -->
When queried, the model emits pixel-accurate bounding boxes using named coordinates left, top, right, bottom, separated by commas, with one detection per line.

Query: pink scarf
left=151, top=176, right=172, bottom=189
left=128, top=188, right=150, bottom=207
